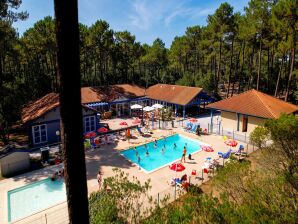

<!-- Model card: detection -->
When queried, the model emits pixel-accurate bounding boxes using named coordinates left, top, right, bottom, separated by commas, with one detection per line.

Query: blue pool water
left=121, top=134, right=202, bottom=172
left=8, top=178, right=66, bottom=222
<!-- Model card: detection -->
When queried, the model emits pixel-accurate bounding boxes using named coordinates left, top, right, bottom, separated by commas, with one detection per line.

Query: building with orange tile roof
left=207, top=89, right=298, bottom=135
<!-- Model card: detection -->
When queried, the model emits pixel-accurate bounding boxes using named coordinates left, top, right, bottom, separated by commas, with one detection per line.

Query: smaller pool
left=8, top=178, right=66, bottom=222
left=121, top=134, right=203, bottom=172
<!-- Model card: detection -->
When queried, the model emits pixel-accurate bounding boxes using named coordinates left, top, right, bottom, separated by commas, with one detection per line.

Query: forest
left=0, top=0, right=297, bottom=142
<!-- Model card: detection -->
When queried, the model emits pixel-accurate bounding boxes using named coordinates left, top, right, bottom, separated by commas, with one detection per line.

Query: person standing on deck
left=181, top=146, right=187, bottom=162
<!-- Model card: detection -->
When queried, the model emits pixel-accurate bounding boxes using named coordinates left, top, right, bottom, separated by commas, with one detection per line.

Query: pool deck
left=0, top=125, right=255, bottom=224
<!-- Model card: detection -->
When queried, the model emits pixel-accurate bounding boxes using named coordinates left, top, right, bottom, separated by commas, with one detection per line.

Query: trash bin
left=40, top=147, right=50, bottom=163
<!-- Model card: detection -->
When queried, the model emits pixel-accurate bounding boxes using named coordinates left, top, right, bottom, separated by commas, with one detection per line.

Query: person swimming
left=161, top=147, right=165, bottom=154
left=144, top=144, right=147, bottom=150
left=173, top=143, right=177, bottom=149
left=154, top=140, right=157, bottom=148
left=135, top=150, right=138, bottom=157
left=137, top=156, right=141, bottom=163
left=146, top=149, right=149, bottom=156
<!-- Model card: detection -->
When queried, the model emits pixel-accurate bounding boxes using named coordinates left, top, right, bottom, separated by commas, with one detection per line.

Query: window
left=242, top=115, right=248, bottom=132
left=32, top=124, right=47, bottom=144
left=84, top=116, right=96, bottom=133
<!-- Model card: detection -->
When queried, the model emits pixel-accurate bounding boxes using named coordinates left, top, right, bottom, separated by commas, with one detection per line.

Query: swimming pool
left=8, top=178, right=66, bottom=222
left=121, top=134, right=203, bottom=172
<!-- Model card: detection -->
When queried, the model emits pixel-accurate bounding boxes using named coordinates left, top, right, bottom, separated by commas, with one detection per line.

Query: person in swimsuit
left=181, top=146, right=187, bottom=162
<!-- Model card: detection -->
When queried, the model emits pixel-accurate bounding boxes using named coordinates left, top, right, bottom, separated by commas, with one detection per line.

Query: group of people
left=133, top=140, right=192, bottom=164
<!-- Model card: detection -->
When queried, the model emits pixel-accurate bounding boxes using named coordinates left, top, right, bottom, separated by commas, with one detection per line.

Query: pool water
left=121, top=134, right=202, bottom=172
left=8, top=178, right=66, bottom=222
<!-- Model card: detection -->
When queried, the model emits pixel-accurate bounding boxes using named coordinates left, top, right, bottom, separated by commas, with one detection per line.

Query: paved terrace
left=0, top=118, right=254, bottom=224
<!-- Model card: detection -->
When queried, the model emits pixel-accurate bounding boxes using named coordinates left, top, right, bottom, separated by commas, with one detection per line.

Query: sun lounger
left=218, top=149, right=232, bottom=159
left=189, top=124, right=198, bottom=133
left=233, top=145, right=247, bottom=157
left=184, top=123, right=192, bottom=131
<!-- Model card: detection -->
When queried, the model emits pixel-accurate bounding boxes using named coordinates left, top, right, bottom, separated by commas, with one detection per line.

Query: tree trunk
left=215, top=39, right=222, bottom=91
left=54, top=1, right=90, bottom=223
left=285, top=47, right=295, bottom=102
left=256, top=40, right=262, bottom=90
left=226, top=38, right=234, bottom=98
left=238, top=41, right=245, bottom=94
left=274, top=54, right=284, bottom=97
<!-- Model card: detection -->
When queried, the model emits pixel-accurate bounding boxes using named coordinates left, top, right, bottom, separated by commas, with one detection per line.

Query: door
left=242, top=116, right=248, bottom=132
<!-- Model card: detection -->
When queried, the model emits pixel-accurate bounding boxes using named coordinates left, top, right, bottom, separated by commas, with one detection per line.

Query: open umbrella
left=189, top=118, right=198, bottom=123
left=225, top=139, right=238, bottom=147
left=201, top=145, right=214, bottom=152
left=97, top=127, right=108, bottom=133
left=84, top=131, right=97, bottom=139
left=169, top=162, right=186, bottom=172
left=131, top=104, right=143, bottom=109
left=152, top=103, right=163, bottom=109
left=120, top=121, right=128, bottom=126
left=143, top=106, right=154, bottom=112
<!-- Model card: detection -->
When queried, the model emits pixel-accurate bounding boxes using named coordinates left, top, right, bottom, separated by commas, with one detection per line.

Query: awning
left=86, top=102, right=109, bottom=107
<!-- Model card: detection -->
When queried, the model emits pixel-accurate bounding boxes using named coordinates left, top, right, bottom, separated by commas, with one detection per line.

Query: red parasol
left=84, top=131, right=97, bottom=139
left=119, top=121, right=128, bottom=126
left=188, top=118, right=198, bottom=123
left=169, top=163, right=186, bottom=172
left=225, top=139, right=238, bottom=147
left=98, top=127, right=108, bottom=133
left=202, top=145, right=214, bottom=152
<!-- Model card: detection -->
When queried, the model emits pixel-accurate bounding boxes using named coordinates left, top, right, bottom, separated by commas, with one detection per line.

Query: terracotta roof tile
left=22, top=84, right=146, bottom=123
left=81, top=84, right=146, bottom=103
left=146, top=84, right=203, bottom=105
left=207, top=89, right=298, bottom=119
left=21, top=93, right=60, bottom=123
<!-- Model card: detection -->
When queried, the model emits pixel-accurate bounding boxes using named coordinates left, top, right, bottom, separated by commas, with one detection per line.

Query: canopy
left=169, top=163, right=185, bottom=172
left=98, top=127, right=108, bottom=133
left=131, top=104, right=143, bottom=109
left=86, top=102, right=108, bottom=107
left=143, top=106, right=154, bottom=112
left=84, top=131, right=97, bottom=139
left=152, top=104, right=163, bottom=109
left=225, top=139, right=238, bottom=147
